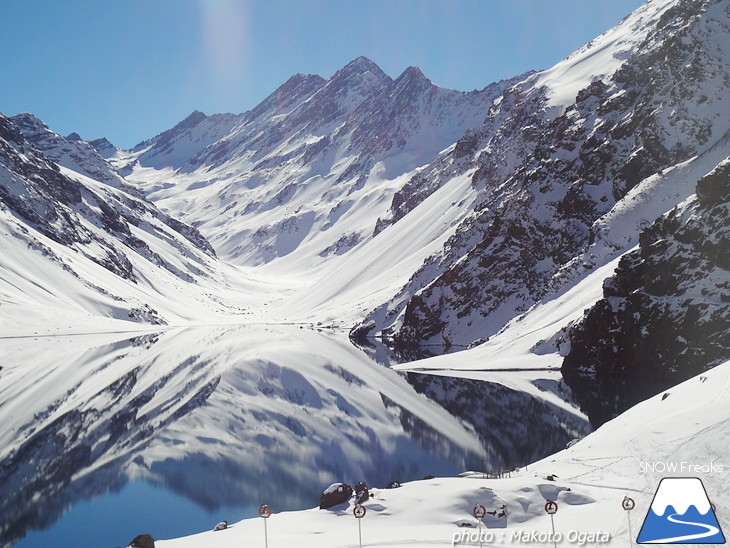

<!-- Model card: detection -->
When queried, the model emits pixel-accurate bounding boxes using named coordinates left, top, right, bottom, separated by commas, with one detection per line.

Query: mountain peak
left=132, top=110, right=208, bottom=152
left=401, top=65, right=427, bottom=79
left=245, top=73, right=326, bottom=124
left=394, top=65, right=431, bottom=88
left=90, top=137, right=118, bottom=158
left=332, top=56, right=389, bottom=84
left=346, top=56, right=382, bottom=74
left=388, top=65, right=434, bottom=101
left=10, top=112, right=49, bottom=133
left=178, top=110, right=207, bottom=129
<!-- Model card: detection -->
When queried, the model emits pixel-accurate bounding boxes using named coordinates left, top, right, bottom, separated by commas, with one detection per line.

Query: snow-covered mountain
left=121, top=57, right=522, bottom=267
left=0, top=113, right=271, bottom=336
left=126, top=110, right=243, bottom=171
left=99, top=0, right=730, bottom=381
left=354, top=0, right=730, bottom=351
left=3, top=0, right=730, bottom=545
left=10, top=113, right=137, bottom=194
left=2, top=0, right=728, bottom=390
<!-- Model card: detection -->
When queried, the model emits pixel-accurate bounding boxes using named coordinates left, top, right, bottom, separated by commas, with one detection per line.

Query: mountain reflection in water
left=0, top=326, right=590, bottom=547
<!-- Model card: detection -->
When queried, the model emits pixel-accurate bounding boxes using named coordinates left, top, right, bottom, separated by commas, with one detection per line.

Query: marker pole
left=544, top=501, right=558, bottom=548
left=472, top=504, right=487, bottom=547
left=354, top=504, right=366, bottom=548
left=550, top=514, right=557, bottom=548
left=627, top=510, right=633, bottom=548
left=622, top=496, right=636, bottom=548
left=258, top=504, right=272, bottom=548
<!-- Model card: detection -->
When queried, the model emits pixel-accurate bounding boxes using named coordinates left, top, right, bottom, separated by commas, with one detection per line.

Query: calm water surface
left=0, top=325, right=657, bottom=548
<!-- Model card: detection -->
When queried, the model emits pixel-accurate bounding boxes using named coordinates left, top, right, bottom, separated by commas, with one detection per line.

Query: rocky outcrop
left=562, top=158, right=730, bottom=379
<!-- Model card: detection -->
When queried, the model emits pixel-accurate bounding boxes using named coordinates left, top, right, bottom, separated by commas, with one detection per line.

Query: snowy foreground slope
left=158, top=359, right=730, bottom=547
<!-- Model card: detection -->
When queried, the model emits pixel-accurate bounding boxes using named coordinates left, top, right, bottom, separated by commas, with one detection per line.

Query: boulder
left=128, top=533, right=155, bottom=548
left=354, top=481, right=369, bottom=504
left=319, top=482, right=353, bottom=509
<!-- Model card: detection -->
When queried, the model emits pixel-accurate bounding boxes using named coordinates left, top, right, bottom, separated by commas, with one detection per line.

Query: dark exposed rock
left=562, top=158, right=730, bottom=381
left=354, top=481, right=369, bottom=504
left=128, top=533, right=155, bottom=548
left=319, top=482, right=353, bottom=510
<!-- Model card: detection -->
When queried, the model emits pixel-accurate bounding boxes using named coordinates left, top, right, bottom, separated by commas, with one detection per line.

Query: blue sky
left=1, top=0, right=645, bottom=149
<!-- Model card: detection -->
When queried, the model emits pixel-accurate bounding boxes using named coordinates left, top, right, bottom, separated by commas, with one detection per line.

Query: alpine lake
left=0, top=325, right=672, bottom=548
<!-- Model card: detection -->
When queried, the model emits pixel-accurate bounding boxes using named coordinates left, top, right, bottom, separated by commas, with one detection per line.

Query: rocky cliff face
left=356, top=0, right=730, bottom=350
left=563, top=158, right=730, bottom=378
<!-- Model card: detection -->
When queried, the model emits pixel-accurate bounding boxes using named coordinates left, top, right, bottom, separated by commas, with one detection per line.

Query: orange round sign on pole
left=545, top=500, right=558, bottom=515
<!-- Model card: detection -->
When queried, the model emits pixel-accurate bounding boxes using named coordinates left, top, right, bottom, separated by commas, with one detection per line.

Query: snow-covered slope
left=0, top=114, right=273, bottom=336
left=155, top=357, right=730, bottom=548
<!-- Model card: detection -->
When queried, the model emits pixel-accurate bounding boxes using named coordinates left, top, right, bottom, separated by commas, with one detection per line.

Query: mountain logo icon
left=637, top=478, right=725, bottom=544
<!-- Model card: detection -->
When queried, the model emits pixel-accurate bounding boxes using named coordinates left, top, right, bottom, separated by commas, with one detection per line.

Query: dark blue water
left=14, top=481, right=259, bottom=548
